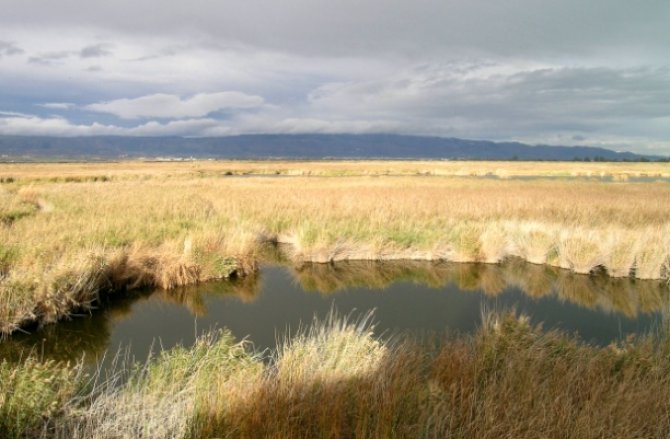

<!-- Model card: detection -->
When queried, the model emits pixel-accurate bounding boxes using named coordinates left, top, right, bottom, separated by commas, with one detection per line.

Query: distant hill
left=0, top=134, right=662, bottom=161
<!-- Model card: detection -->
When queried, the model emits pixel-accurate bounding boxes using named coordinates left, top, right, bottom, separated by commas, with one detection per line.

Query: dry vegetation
left=0, top=160, right=669, bottom=333
left=2, top=159, right=670, bottom=181
left=3, top=311, right=670, bottom=438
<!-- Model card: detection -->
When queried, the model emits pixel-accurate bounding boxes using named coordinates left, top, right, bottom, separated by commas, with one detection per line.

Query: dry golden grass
left=2, top=159, right=670, bottom=182
left=1, top=160, right=669, bottom=333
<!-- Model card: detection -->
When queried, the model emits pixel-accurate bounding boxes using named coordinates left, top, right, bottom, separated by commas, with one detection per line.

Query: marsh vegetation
left=1, top=160, right=670, bottom=437
left=1, top=161, right=669, bottom=333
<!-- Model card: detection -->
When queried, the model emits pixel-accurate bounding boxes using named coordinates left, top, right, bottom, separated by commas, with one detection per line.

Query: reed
left=0, top=357, right=79, bottom=439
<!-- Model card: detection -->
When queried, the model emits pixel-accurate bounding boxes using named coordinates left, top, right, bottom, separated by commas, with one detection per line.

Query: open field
left=1, top=160, right=669, bottom=333
left=3, top=311, right=670, bottom=439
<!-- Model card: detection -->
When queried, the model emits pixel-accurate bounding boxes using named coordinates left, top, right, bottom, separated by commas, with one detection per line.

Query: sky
left=1, top=0, right=669, bottom=154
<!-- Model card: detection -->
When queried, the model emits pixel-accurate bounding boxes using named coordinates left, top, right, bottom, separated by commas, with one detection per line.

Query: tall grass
left=4, top=311, right=670, bottom=438
left=0, top=357, right=79, bottom=439
left=1, top=162, right=670, bottom=334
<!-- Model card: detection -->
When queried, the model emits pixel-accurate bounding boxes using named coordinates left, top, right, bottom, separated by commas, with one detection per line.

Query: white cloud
left=0, top=27, right=398, bottom=96
left=271, top=118, right=396, bottom=134
left=2, top=111, right=670, bottom=156
left=85, top=92, right=265, bottom=119
left=0, top=111, right=34, bottom=118
left=0, top=114, right=121, bottom=136
left=128, top=118, right=229, bottom=136
left=0, top=113, right=231, bottom=137
left=38, top=102, right=75, bottom=110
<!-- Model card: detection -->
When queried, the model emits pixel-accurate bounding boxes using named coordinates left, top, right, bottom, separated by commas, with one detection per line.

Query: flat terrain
left=2, top=159, right=670, bottom=180
left=1, top=160, right=669, bottom=333
left=2, top=160, right=670, bottom=439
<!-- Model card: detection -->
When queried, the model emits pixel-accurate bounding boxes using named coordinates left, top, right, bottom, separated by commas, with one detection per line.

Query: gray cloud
left=27, top=50, right=74, bottom=65
left=79, top=43, right=112, bottom=58
left=306, top=65, right=670, bottom=141
left=85, top=92, right=265, bottom=119
left=0, top=40, right=23, bottom=57
left=0, top=1, right=669, bottom=153
left=2, top=1, right=669, bottom=60
left=21, top=43, right=113, bottom=65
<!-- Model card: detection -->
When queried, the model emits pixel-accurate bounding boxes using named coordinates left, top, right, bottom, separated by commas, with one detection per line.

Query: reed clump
left=0, top=357, right=79, bottom=439
left=4, top=311, right=670, bottom=438
left=1, top=161, right=670, bottom=334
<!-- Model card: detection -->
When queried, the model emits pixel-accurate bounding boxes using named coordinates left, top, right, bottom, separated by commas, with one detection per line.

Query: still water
left=1, top=258, right=667, bottom=366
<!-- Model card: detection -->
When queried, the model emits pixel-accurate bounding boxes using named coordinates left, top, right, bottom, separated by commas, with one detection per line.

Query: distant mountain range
left=0, top=134, right=664, bottom=161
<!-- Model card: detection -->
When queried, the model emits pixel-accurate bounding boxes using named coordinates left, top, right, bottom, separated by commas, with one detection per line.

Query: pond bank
left=2, top=234, right=670, bottom=336
left=2, top=256, right=667, bottom=367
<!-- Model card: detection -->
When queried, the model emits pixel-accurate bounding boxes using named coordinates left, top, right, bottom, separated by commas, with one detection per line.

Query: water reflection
left=291, top=259, right=669, bottom=318
left=0, top=276, right=259, bottom=360
left=1, top=257, right=667, bottom=366
left=153, top=274, right=263, bottom=316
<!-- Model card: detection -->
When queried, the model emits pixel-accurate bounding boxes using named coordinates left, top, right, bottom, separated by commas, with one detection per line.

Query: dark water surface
left=1, top=258, right=668, bottom=367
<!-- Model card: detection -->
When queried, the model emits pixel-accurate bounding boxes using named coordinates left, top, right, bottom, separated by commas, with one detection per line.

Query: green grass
left=0, top=358, right=79, bottom=439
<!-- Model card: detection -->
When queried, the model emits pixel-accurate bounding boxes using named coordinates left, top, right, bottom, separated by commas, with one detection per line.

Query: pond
left=1, top=255, right=668, bottom=368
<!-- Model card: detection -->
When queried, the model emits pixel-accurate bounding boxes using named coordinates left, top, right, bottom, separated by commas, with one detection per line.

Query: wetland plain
left=1, top=160, right=670, bottom=438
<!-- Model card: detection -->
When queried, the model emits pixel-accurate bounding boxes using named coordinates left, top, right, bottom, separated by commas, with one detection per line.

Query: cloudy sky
left=1, top=0, right=669, bottom=154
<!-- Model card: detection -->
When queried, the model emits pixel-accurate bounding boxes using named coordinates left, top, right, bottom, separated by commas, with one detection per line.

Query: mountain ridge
left=0, top=134, right=663, bottom=161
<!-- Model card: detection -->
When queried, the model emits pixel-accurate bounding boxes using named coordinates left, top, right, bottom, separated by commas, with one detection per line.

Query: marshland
left=2, top=160, right=670, bottom=438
